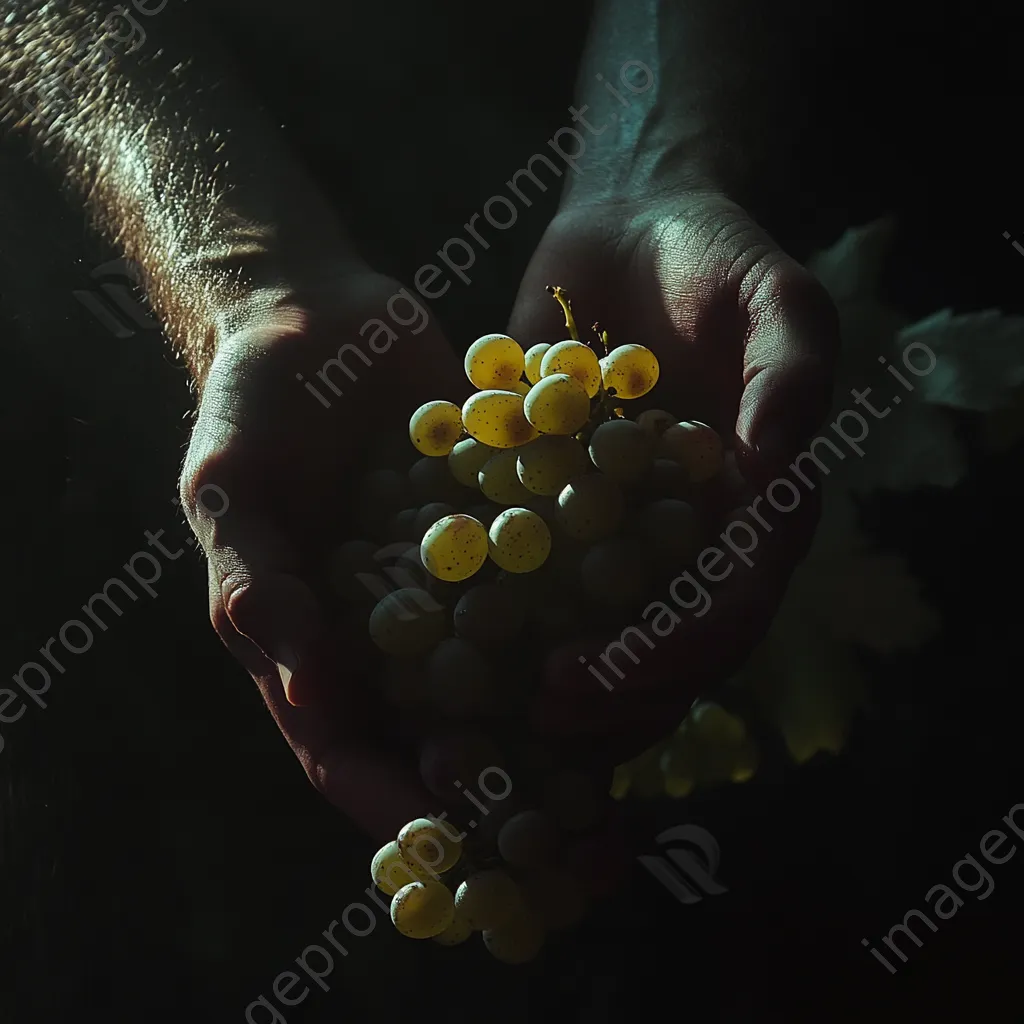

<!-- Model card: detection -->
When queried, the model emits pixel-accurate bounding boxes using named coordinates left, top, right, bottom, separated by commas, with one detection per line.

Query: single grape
left=453, top=583, right=527, bottom=648
left=397, top=816, right=463, bottom=876
left=409, top=400, right=463, bottom=457
left=516, top=435, right=588, bottom=496
left=523, top=342, right=551, bottom=384
left=542, top=771, right=601, bottom=833
left=587, top=418, right=655, bottom=482
left=496, top=809, right=558, bottom=868
left=413, top=502, right=456, bottom=541
left=420, top=514, right=489, bottom=582
left=523, top=373, right=590, bottom=435
left=427, top=637, right=501, bottom=717
left=658, top=421, right=724, bottom=482
left=482, top=908, right=545, bottom=964
left=635, top=499, right=701, bottom=562
left=464, top=334, right=526, bottom=390
left=462, top=390, right=538, bottom=449
left=636, top=408, right=678, bottom=438
left=488, top=508, right=551, bottom=573
left=390, top=880, right=455, bottom=939
left=409, top=455, right=467, bottom=504
left=646, top=457, right=691, bottom=500
left=510, top=379, right=532, bottom=397
left=479, top=449, right=535, bottom=505
left=599, top=344, right=660, bottom=399
left=556, top=473, right=624, bottom=542
left=448, top=437, right=496, bottom=488
left=455, top=870, right=522, bottom=930
left=580, top=537, right=653, bottom=608
left=370, top=839, right=431, bottom=895
left=328, top=539, right=379, bottom=604
left=432, top=914, right=473, bottom=946
left=520, top=869, right=589, bottom=930
left=368, top=589, right=447, bottom=657
left=540, top=339, right=602, bottom=397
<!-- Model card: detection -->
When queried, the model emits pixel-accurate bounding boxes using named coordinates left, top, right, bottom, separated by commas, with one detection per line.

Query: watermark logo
left=72, top=258, right=158, bottom=338
left=639, top=824, right=727, bottom=905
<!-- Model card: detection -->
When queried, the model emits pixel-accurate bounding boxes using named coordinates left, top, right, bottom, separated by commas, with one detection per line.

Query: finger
left=735, top=262, right=840, bottom=480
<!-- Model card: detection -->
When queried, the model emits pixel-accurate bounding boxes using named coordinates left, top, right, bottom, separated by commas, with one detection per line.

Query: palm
left=509, top=194, right=840, bottom=763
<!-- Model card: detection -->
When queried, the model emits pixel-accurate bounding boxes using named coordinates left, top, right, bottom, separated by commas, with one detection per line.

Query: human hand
left=508, top=190, right=840, bottom=766
left=179, top=266, right=468, bottom=841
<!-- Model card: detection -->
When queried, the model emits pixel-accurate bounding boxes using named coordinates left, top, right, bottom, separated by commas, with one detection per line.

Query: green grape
left=368, top=589, right=446, bottom=656
left=453, top=583, right=527, bottom=648
left=646, top=457, right=691, bottom=500
left=409, top=455, right=466, bottom=504
left=432, top=914, right=473, bottom=946
left=482, top=908, right=545, bottom=964
left=580, top=537, right=654, bottom=608
left=599, top=344, right=660, bottom=399
left=524, top=342, right=551, bottom=384
left=390, top=880, right=456, bottom=939
left=478, top=450, right=534, bottom=505
left=386, top=508, right=419, bottom=542
left=488, top=508, right=551, bottom=573
left=542, top=771, right=601, bottom=833
left=448, top=438, right=496, bottom=488
left=454, top=870, right=522, bottom=930
left=636, top=408, right=678, bottom=438
left=635, top=499, right=701, bottom=562
left=556, top=473, right=624, bottom=542
left=420, top=514, right=489, bottom=582
left=587, top=419, right=655, bottom=482
left=516, top=435, right=588, bottom=496
left=397, top=816, right=463, bottom=876
left=427, top=637, right=501, bottom=717
left=520, top=869, right=589, bottom=930
left=328, top=539, right=379, bottom=604
left=409, top=400, right=463, bottom=457
left=462, top=390, right=538, bottom=449
left=413, top=502, right=456, bottom=542
left=370, top=839, right=432, bottom=895
left=523, top=374, right=590, bottom=435
left=496, top=809, right=558, bottom=868
left=658, top=420, right=724, bottom=482
left=540, top=340, right=602, bottom=397
left=464, top=333, right=526, bottom=390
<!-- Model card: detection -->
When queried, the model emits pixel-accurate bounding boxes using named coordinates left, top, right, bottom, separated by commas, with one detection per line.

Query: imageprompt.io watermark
left=639, top=824, right=727, bottom=905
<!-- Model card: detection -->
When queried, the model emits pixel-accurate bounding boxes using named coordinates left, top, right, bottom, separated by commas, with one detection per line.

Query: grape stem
left=547, top=285, right=580, bottom=342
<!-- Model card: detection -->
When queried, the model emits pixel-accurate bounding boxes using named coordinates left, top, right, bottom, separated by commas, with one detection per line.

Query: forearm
left=0, top=0, right=350, bottom=383
left=565, top=0, right=839, bottom=207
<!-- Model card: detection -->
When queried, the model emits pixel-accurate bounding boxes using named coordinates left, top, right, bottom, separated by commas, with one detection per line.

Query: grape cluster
left=332, top=287, right=741, bottom=962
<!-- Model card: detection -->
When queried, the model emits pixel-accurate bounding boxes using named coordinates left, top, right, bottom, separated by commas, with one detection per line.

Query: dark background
left=1, top=3, right=1021, bottom=1021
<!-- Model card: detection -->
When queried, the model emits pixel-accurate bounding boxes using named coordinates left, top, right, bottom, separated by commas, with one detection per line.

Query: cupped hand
left=508, top=190, right=840, bottom=766
left=179, top=267, right=467, bottom=840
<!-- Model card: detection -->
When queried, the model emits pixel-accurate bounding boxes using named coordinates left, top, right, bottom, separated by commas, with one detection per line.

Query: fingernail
left=275, top=644, right=302, bottom=705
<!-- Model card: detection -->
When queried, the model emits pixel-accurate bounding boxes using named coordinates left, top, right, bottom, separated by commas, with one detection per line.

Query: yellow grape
left=482, top=908, right=545, bottom=964
left=432, top=914, right=473, bottom=946
left=658, top=421, right=724, bottom=482
left=478, top=450, right=534, bottom=505
left=397, top=816, right=463, bottom=875
left=523, top=374, right=590, bottom=435
left=390, top=880, right=455, bottom=939
left=524, top=343, right=551, bottom=384
left=488, top=508, right=551, bottom=573
left=370, top=839, right=432, bottom=895
left=420, top=514, right=489, bottom=582
left=587, top=419, right=655, bottom=482
left=462, top=390, right=538, bottom=448
left=455, top=870, right=522, bottom=930
left=510, top=379, right=531, bottom=396
left=448, top=438, right=496, bottom=488
left=368, top=589, right=446, bottom=657
left=556, top=473, right=624, bottom=542
left=540, top=340, right=602, bottom=397
left=516, top=435, right=588, bottom=496
left=412, top=502, right=456, bottom=542
left=636, top=408, right=678, bottom=438
left=599, top=344, right=660, bottom=399
left=409, top=400, right=463, bottom=457
left=464, top=334, right=526, bottom=390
